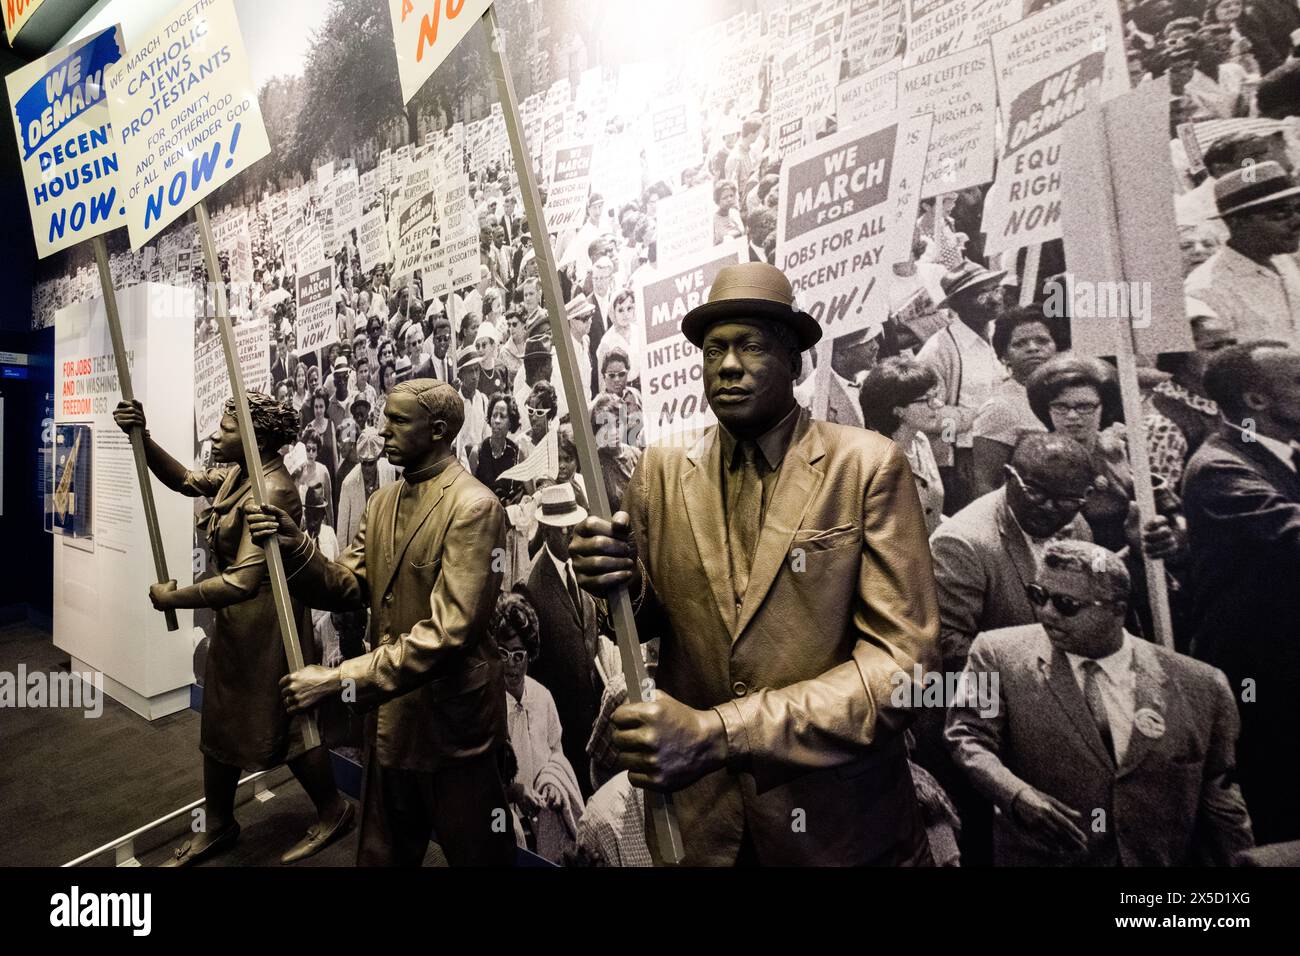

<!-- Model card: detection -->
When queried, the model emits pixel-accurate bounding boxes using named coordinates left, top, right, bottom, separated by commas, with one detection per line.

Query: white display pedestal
left=53, top=283, right=197, bottom=720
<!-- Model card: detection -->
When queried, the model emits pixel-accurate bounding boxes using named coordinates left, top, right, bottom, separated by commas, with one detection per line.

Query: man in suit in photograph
left=526, top=482, right=602, bottom=799
left=570, top=262, right=940, bottom=865
left=929, top=432, right=1095, bottom=672
left=1183, top=340, right=1300, bottom=845
left=245, top=379, right=514, bottom=866
left=922, top=433, right=1093, bottom=866
left=945, top=540, right=1253, bottom=866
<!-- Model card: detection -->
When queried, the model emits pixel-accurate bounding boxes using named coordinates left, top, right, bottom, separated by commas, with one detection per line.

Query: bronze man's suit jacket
left=282, top=458, right=507, bottom=772
left=625, top=407, right=941, bottom=865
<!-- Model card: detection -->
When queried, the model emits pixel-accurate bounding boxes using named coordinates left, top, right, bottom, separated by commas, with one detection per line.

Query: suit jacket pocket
left=409, top=553, right=442, bottom=571
left=792, top=524, right=859, bottom=552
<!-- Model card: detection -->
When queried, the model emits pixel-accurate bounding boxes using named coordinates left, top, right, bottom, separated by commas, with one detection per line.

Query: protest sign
left=785, top=0, right=820, bottom=42
left=193, top=316, right=268, bottom=439
left=706, top=37, right=765, bottom=115
left=7, top=26, right=129, bottom=258
left=637, top=242, right=745, bottom=446
left=1060, top=79, right=1192, bottom=359
left=393, top=188, right=439, bottom=280
left=3, top=0, right=46, bottom=44
left=543, top=143, right=594, bottom=235
left=655, top=186, right=715, bottom=265
left=440, top=172, right=478, bottom=290
left=865, top=0, right=905, bottom=70
left=953, top=0, right=1027, bottom=50
left=291, top=222, right=325, bottom=276
left=836, top=56, right=900, bottom=132
left=360, top=168, right=378, bottom=198
left=844, top=0, right=882, bottom=76
left=777, top=111, right=932, bottom=340
left=648, top=98, right=702, bottom=180
left=213, top=209, right=254, bottom=284
left=105, top=0, right=271, bottom=249
left=1057, top=80, right=1188, bottom=648
left=903, top=0, right=971, bottom=66
left=332, top=167, right=361, bottom=249
left=294, top=263, right=336, bottom=357
left=979, top=0, right=1128, bottom=255
left=268, top=191, right=290, bottom=242
left=316, top=188, right=336, bottom=254
left=898, top=43, right=996, bottom=197
left=814, top=6, right=848, bottom=46
left=387, top=0, right=494, bottom=104
left=357, top=204, right=391, bottom=274
left=590, top=128, right=642, bottom=211
left=771, top=34, right=839, bottom=159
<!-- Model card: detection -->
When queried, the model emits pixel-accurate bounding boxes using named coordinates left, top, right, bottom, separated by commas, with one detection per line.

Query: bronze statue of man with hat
left=570, top=261, right=941, bottom=865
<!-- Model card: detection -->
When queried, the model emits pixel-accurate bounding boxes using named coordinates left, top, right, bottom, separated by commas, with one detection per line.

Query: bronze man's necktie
left=727, top=439, right=762, bottom=611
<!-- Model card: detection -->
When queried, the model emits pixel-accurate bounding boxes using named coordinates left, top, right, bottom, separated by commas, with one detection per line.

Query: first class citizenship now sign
left=6, top=26, right=129, bottom=258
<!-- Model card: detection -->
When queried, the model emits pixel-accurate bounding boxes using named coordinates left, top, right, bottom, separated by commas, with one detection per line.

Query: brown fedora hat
left=681, top=262, right=822, bottom=350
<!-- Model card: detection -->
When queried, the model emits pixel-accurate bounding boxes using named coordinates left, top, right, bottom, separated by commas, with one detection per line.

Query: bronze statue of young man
left=570, top=262, right=941, bottom=865
left=245, top=379, right=515, bottom=866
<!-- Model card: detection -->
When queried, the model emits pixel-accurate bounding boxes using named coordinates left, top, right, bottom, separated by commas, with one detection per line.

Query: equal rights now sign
left=105, top=0, right=271, bottom=249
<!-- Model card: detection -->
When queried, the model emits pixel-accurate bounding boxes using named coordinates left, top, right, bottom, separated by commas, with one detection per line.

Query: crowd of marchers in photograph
left=33, top=0, right=1300, bottom=866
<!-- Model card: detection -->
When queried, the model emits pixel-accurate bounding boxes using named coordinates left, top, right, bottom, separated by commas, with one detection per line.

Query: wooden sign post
left=196, top=202, right=320, bottom=749
left=91, top=237, right=179, bottom=632
left=1060, top=79, right=1194, bottom=649
left=479, top=4, right=684, bottom=863
left=6, top=27, right=179, bottom=631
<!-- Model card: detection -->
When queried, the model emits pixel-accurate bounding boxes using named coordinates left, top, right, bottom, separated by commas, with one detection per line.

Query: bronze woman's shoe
left=159, top=822, right=241, bottom=867
left=280, top=801, right=357, bottom=865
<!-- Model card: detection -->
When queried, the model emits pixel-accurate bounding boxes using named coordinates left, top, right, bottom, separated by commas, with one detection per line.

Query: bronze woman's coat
left=182, top=457, right=316, bottom=771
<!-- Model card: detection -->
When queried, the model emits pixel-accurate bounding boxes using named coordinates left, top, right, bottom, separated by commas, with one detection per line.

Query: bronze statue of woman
left=113, top=393, right=354, bottom=866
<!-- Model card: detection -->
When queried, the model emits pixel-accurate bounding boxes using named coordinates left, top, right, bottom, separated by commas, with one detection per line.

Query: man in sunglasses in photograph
left=930, top=432, right=1095, bottom=674
left=945, top=540, right=1253, bottom=866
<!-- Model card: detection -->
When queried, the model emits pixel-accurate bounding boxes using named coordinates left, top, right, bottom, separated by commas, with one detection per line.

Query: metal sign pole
left=481, top=4, right=684, bottom=863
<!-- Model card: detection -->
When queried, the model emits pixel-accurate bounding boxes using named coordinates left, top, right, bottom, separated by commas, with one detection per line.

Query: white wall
left=53, top=283, right=197, bottom=719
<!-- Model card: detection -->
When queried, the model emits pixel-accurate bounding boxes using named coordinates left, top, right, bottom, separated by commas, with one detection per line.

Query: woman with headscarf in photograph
left=111, top=394, right=353, bottom=866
